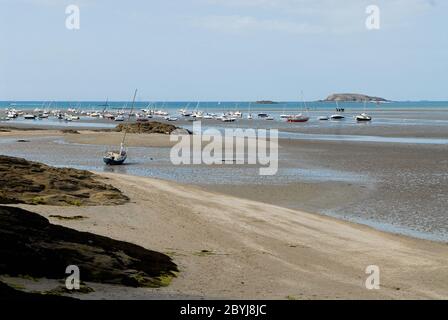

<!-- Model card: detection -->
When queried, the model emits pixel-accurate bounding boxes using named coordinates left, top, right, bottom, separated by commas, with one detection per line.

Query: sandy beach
left=17, top=172, right=448, bottom=299
left=1, top=123, right=448, bottom=299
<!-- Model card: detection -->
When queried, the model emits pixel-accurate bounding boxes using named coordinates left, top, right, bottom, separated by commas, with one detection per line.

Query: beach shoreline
left=14, top=172, right=447, bottom=299
left=1, top=126, right=447, bottom=242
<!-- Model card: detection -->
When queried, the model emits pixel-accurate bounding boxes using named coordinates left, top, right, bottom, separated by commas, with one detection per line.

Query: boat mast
left=300, top=90, right=306, bottom=114
left=101, top=98, right=109, bottom=114
left=121, top=89, right=138, bottom=146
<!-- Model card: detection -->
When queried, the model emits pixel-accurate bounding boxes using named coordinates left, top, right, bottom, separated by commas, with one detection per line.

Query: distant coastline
left=255, top=100, right=278, bottom=104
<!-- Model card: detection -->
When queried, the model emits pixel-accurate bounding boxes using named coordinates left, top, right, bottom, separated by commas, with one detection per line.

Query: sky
left=0, top=0, right=447, bottom=101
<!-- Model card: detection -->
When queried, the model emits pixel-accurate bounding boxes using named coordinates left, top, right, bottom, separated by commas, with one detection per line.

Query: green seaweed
left=31, top=197, right=47, bottom=205
left=193, top=249, right=216, bottom=257
left=49, top=215, right=87, bottom=221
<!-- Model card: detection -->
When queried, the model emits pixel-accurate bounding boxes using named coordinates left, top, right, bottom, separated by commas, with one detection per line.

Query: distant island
left=255, top=100, right=279, bottom=104
left=323, top=94, right=388, bottom=102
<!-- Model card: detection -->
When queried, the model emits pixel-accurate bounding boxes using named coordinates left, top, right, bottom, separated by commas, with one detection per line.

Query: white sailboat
left=287, top=91, right=310, bottom=123
left=331, top=102, right=345, bottom=120
left=247, top=102, right=253, bottom=119
left=280, top=102, right=293, bottom=118
left=355, top=101, right=372, bottom=122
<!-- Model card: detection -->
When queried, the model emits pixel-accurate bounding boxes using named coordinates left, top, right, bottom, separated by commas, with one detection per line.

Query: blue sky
left=0, top=0, right=446, bottom=101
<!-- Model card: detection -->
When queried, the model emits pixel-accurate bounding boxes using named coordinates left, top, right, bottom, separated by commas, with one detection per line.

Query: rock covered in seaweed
left=115, top=121, right=179, bottom=134
left=0, top=155, right=129, bottom=206
left=0, top=205, right=178, bottom=288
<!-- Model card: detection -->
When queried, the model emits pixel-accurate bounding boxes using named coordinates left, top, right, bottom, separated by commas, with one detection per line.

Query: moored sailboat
left=355, top=101, right=372, bottom=122
left=287, top=114, right=309, bottom=122
left=103, top=89, right=137, bottom=166
left=355, top=113, right=372, bottom=121
left=286, top=91, right=310, bottom=123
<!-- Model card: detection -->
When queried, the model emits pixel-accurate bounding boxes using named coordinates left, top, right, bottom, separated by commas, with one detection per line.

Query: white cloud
left=0, top=0, right=93, bottom=7
left=193, top=0, right=439, bottom=35
left=203, top=0, right=437, bottom=11
left=196, top=15, right=325, bottom=34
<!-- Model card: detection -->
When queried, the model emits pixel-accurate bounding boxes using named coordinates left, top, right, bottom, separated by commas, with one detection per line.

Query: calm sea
left=1, top=101, right=448, bottom=112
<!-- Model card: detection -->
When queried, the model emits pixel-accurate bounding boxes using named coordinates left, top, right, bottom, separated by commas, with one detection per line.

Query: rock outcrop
left=115, top=121, right=179, bottom=134
left=0, top=205, right=178, bottom=288
left=324, top=93, right=388, bottom=102
left=0, top=155, right=129, bottom=206
left=255, top=100, right=278, bottom=104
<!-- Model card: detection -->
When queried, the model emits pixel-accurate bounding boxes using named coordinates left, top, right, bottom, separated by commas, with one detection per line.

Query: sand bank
left=24, top=173, right=448, bottom=299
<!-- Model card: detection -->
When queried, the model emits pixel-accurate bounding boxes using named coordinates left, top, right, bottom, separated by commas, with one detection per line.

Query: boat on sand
left=103, top=89, right=137, bottom=166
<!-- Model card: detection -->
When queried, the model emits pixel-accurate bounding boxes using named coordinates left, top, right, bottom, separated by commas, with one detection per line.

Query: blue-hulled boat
left=103, top=89, right=137, bottom=166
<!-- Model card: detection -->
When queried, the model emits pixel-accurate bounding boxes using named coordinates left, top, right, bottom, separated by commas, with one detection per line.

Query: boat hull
left=287, top=118, right=309, bottom=123
left=356, top=113, right=372, bottom=122
left=103, top=156, right=127, bottom=165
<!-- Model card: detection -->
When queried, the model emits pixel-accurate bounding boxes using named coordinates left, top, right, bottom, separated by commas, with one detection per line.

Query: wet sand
left=66, top=131, right=177, bottom=148
left=19, top=173, right=448, bottom=299
left=1, top=128, right=447, bottom=241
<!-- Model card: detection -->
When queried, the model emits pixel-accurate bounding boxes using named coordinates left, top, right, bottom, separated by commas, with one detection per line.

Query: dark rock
left=115, top=121, right=179, bottom=134
left=0, top=206, right=178, bottom=289
left=60, top=129, right=80, bottom=134
left=255, top=100, right=278, bottom=104
left=0, top=281, right=76, bottom=300
left=0, top=155, right=129, bottom=206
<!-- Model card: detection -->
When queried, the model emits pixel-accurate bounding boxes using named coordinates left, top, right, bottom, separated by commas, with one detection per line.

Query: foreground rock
left=0, top=155, right=129, bottom=206
left=324, top=93, right=388, bottom=102
left=115, top=121, right=178, bottom=134
left=0, top=206, right=178, bottom=289
left=0, top=281, right=75, bottom=300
